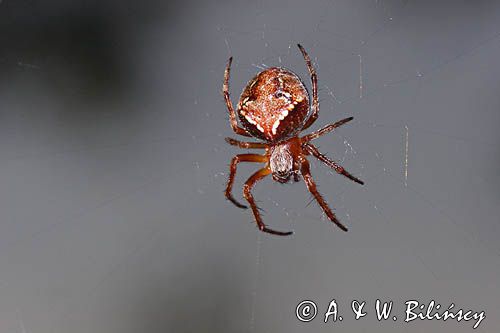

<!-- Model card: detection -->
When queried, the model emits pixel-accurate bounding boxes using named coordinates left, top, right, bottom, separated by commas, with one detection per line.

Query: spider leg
left=297, top=44, right=319, bottom=131
left=225, top=137, right=268, bottom=149
left=300, top=158, right=348, bottom=231
left=243, top=167, right=294, bottom=236
left=223, top=57, right=252, bottom=137
left=305, top=143, right=364, bottom=185
left=302, top=117, right=354, bottom=142
left=293, top=160, right=301, bottom=182
left=226, top=154, right=267, bottom=209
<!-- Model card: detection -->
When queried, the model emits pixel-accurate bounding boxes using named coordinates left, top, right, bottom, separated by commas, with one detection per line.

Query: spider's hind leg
left=297, top=44, right=319, bottom=131
left=302, top=117, right=354, bottom=142
left=225, top=137, right=268, bottom=149
left=223, top=57, right=252, bottom=137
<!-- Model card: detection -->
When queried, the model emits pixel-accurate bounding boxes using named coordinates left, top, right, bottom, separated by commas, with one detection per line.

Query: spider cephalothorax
left=223, top=44, right=364, bottom=236
left=269, top=142, right=295, bottom=183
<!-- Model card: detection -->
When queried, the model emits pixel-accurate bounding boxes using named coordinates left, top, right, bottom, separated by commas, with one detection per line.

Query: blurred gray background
left=1, top=0, right=499, bottom=332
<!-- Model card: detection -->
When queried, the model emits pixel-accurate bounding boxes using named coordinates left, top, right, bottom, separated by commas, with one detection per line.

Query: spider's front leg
left=305, top=143, right=364, bottom=185
left=225, top=154, right=267, bottom=209
left=243, top=167, right=294, bottom=236
left=300, top=158, right=348, bottom=231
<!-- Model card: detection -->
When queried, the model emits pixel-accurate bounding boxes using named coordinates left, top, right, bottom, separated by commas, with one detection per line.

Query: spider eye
left=272, top=171, right=291, bottom=183
left=274, top=91, right=285, bottom=98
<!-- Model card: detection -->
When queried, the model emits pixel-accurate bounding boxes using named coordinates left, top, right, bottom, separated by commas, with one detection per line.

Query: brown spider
left=223, top=44, right=364, bottom=236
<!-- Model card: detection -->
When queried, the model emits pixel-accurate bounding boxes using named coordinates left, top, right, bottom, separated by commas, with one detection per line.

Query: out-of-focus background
left=1, top=1, right=499, bottom=332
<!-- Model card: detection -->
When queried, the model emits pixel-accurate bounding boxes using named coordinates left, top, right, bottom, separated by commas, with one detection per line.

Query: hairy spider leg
left=225, top=137, right=268, bottom=149
left=243, top=167, right=294, bottom=236
left=298, top=44, right=319, bottom=131
left=305, top=143, right=364, bottom=185
left=292, top=159, right=301, bottom=182
left=225, top=154, right=268, bottom=209
left=300, top=158, right=348, bottom=231
left=223, top=57, right=252, bottom=137
left=302, top=116, right=354, bottom=142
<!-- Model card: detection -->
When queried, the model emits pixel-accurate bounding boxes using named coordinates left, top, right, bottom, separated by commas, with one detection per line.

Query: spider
left=223, top=44, right=364, bottom=236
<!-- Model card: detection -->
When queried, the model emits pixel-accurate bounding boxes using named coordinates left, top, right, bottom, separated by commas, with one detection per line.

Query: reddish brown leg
left=243, top=167, right=294, bottom=236
left=226, top=154, right=267, bottom=209
left=225, top=137, right=268, bottom=149
left=223, top=57, right=252, bottom=137
left=298, top=44, right=319, bottom=131
left=302, top=117, right=354, bottom=142
left=300, top=158, right=348, bottom=231
left=293, top=160, right=301, bottom=182
left=305, top=143, right=364, bottom=185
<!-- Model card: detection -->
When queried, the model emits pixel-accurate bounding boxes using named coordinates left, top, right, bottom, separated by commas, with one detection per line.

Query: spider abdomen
left=237, top=67, right=310, bottom=142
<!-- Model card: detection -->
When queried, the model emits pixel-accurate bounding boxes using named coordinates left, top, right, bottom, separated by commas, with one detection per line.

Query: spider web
left=0, top=1, right=499, bottom=333
left=215, top=2, right=500, bottom=333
